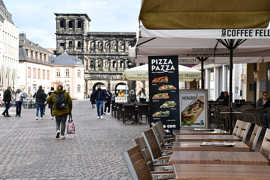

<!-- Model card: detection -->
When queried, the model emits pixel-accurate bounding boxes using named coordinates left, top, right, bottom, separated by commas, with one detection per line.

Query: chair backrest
left=238, top=121, right=251, bottom=142
left=152, top=124, right=163, bottom=147
left=260, top=128, right=270, bottom=159
left=143, top=129, right=162, bottom=161
left=156, top=121, right=167, bottom=140
left=233, top=120, right=241, bottom=136
left=124, top=146, right=152, bottom=180
left=249, top=124, right=263, bottom=151
left=135, top=137, right=153, bottom=170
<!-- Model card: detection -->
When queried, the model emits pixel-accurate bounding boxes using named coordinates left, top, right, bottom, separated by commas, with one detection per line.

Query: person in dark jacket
left=216, top=91, right=229, bottom=105
left=33, top=86, right=47, bottom=120
left=48, top=87, right=55, bottom=120
left=104, top=88, right=112, bottom=114
left=256, top=91, right=270, bottom=128
left=47, top=84, right=72, bottom=139
left=93, top=85, right=106, bottom=119
left=90, top=91, right=96, bottom=109
left=2, top=87, right=12, bottom=117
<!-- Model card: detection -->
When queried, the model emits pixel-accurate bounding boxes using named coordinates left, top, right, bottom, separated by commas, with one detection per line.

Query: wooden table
left=172, top=141, right=250, bottom=152
left=169, top=151, right=269, bottom=165
left=173, top=129, right=228, bottom=136
left=176, top=135, right=241, bottom=142
left=173, top=164, right=270, bottom=180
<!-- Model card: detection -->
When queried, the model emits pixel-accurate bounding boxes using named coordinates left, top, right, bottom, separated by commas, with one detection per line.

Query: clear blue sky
left=4, top=0, right=141, bottom=48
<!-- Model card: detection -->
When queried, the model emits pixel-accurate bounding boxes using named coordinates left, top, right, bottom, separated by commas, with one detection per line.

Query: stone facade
left=55, top=13, right=136, bottom=95
left=0, top=0, right=19, bottom=100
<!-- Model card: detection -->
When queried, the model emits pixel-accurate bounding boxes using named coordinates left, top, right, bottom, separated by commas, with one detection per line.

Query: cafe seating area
left=124, top=121, right=270, bottom=180
left=111, top=102, right=149, bottom=125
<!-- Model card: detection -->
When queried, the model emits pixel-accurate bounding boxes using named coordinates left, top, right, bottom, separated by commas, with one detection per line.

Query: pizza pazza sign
left=148, top=56, right=180, bottom=132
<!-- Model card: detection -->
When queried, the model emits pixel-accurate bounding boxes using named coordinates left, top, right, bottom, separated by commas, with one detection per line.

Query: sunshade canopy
left=123, top=64, right=201, bottom=81
left=139, top=0, right=270, bottom=29
left=134, top=26, right=270, bottom=64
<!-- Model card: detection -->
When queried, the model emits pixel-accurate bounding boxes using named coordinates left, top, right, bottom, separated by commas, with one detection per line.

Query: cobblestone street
left=0, top=101, right=148, bottom=180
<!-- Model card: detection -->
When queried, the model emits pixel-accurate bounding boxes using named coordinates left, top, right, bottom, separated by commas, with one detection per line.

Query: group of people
left=1, top=87, right=26, bottom=117
left=1, top=85, right=72, bottom=139
left=90, top=85, right=112, bottom=119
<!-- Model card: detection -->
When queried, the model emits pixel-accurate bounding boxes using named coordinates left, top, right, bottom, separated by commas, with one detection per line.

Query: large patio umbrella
left=138, top=0, right=270, bottom=133
left=123, top=64, right=201, bottom=81
left=139, top=0, right=270, bottom=29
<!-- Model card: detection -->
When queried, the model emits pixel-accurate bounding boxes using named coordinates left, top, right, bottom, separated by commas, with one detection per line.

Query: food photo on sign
left=179, top=90, right=208, bottom=128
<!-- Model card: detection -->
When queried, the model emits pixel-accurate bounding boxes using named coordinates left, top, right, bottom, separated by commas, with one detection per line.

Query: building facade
left=18, top=33, right=54, bottom=95
left=19, top=33, right=84, bottom=100
left=55, top=13, right=136, bottom=95
left=52, top=53, right=84, bottom=100
left=0, top=0, right=19, bottom=97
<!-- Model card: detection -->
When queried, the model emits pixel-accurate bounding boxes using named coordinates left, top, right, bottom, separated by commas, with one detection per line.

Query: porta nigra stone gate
left=55, top=13, right=136, bottom=95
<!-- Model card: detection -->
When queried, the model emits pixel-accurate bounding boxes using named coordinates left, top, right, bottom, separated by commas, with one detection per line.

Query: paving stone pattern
left=0, top=101, right=148, bottom=180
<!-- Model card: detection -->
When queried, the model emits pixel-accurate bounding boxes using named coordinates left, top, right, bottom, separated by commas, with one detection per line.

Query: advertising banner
left=180, top=90, right=208, bottom=128
left=148, top=56, right=180, bottom=132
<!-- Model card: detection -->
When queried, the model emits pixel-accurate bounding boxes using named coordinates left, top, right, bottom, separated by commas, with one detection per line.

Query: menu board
left=180, top=90, right=208, bottom=128
left=148, top=56, right=180, bottom=132
left=115, top=97, right=128, bottom=103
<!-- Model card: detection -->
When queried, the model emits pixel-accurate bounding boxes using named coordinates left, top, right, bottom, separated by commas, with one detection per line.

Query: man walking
left=104, top=88, right=112, bottom=114
left=2, top=87, right=12, bottom=117
left=33, top=86, right=47, bottom=120
left=47, top=84, right=72, bottom=139
left=94, top=85, right=106, bottom=119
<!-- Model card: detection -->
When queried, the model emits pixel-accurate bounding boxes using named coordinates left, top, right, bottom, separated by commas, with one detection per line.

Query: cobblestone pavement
left=0, top=101, right=148, bottom=180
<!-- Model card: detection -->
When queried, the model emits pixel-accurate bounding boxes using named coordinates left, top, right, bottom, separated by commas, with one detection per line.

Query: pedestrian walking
left=104, top=88, right=112, bottom=114
left=33, top=86, right=47, bottom=120
left=15, top=89, right=23, bottom=117
left=93, top=85, right=106, bottom=119
left=90, top=91, right=96, bottom=109
left=2, top=87, right=12, bottom=117
left=48, top=87, right=55, bottom=120
left=46, top=84, right=72, bottom=139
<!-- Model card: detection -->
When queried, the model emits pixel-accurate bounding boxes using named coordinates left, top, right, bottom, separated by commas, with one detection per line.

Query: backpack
left=55, top=93, right=67, bottom=110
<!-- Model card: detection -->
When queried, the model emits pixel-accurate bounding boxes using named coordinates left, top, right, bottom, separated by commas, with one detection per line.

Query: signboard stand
left=179, top=90, right=208, bottom=129
left=148, top=56, right=180, bottom=133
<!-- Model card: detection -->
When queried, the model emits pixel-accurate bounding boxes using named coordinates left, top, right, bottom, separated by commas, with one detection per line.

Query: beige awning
left=123, top=64, right=201, bottom=81
left=139, top=0, right=270, bottom=29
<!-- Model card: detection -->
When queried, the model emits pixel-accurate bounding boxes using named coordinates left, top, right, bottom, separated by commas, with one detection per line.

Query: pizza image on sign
left=160, top=101, right=176, bottom=109
left=152, top=93, right=170, bottom=100
left=152, top=111, right=170, bottom=117
left=158, top=84, right=176, bottom=91
left=181, top=96, right=204, bottom=125
left=152, top=76, right=168, bottom=83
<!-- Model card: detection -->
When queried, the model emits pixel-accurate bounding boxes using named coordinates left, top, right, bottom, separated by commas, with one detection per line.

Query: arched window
left=90, top=60, right=95, bottom=70
left=77, top=41, right=81, bottom=49
left=60, top=19, right=66, bottom=28
left=68, top=20, right=74, bottom=28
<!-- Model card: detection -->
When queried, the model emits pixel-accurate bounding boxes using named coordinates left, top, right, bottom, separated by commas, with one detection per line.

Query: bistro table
left=172, top=141, right=250, bottom=152
left=176, top=135, right=241, bottom=142
left=169, top=151, right=269, bottom=165
left=173, top=164, right=270, bottom=180
left=173, top=129, right=228, bottom=136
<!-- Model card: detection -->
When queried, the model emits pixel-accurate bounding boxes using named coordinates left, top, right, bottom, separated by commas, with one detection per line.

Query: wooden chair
left=249, top=124, right=263, bottom=151
left=233, top=120, right=241, bottom=136
left=123, top=146, right=174, bottom=180
left=143, top=129, right=170, bottom=162
left=154, top=121, right=174, bottom=142
left=238, top=121, right=251, bottom=142
left=260, top=128, right=270, bottom=160
left=135, top=137, right=153, bottom=170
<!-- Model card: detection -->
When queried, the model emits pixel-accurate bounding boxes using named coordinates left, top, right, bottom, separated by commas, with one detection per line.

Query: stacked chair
left=125, top=119, right=270, bottom=179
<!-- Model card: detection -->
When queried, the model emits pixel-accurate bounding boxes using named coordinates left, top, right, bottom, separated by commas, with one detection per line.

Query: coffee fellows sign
left=148, top=56, right=180, bottom=132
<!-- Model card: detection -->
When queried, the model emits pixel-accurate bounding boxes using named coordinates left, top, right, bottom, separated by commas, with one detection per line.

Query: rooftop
left=55, top=13, right=91, bottom=22
left=52, top=52, right=83, bottom=66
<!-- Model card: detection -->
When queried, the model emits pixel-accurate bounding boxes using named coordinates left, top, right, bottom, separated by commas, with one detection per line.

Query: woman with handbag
left=47, top=85, right=72, bottom=140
